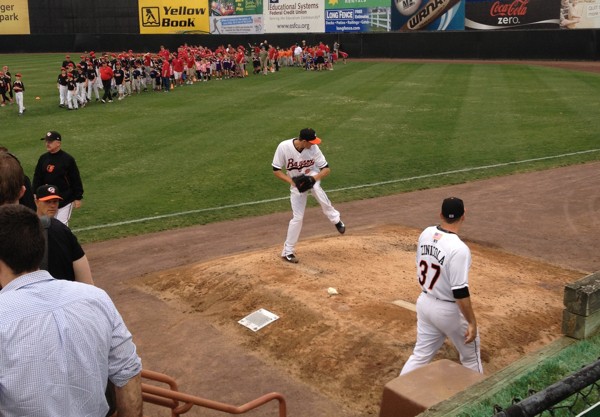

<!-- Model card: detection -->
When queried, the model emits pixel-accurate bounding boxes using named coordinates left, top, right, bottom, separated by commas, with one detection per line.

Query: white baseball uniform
left=272, top=138, right=341, bottom=257
left=401, top=225, right=483, bottom=375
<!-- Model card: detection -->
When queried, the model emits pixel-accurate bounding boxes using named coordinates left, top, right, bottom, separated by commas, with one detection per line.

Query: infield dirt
left=86, top=159, right=600, bottom=417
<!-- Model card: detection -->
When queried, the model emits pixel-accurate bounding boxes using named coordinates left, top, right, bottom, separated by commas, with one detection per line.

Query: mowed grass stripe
left=529, top=66, right=600, bottom=150
left=453, top=64, right=526, bottom=164
left=1, top=55, right=599, bottom=241
left=72, top=146, right=600, bottom=233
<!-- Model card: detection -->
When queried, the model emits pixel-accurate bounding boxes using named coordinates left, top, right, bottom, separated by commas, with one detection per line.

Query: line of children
left=34, top=39, right=346, bottom=116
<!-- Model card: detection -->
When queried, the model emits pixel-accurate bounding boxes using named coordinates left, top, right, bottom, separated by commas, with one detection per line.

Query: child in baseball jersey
left=12, top=73, right=25, bottom=115
left=66, top=73, right=78, bottom=110
left=57, top=67, right=68, bottom=107
left=0, top=72, right=8, bottom=106
left=401, top=197, right=483, bottom=375
left=272, top=128, right=345, bottom=264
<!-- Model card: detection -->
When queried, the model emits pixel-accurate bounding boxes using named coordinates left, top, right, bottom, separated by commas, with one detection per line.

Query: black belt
left=422, top=290, right=455, bottom=303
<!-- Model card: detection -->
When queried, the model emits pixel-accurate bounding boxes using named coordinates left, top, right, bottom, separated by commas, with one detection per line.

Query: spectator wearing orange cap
left=34, top=184, right=94, bottom=285
left=12, top=73, right=25, bottom=115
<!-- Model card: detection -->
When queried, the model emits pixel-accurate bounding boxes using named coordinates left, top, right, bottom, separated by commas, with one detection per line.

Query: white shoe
left=282, top=254, right=299, bottom=263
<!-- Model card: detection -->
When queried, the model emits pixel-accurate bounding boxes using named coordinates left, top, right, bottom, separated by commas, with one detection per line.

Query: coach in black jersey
left=32, top=131, right=84, bottom=226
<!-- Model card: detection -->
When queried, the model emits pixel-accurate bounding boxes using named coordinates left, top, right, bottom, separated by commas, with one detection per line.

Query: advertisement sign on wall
left=263, top=0, right=325, bottom=33
left=325, top=8, right=370, bottom=32
left=325, top=0, right=391, bottom=32
left=209, top=0, right=263, bottom=34
left=213, top=0, right=263, bottom=15
left=559, top=0, right=600, bottom=29
left=327, top=0, right=389, bottom=8
left=210, top=14, right=264, bottom=33
left=391, top=0, right=465, bottom=30
left=465, top=0, right=560, bottom=29
left=0, top=0, right=30, bottom=34
left=139, top=0, right=210, bottom=33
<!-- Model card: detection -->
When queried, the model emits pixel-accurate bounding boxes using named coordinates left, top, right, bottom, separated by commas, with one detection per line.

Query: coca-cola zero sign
left=465, top=0, right=560, bottom=29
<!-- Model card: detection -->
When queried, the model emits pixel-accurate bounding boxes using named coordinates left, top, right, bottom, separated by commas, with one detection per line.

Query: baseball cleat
left=282, top=254, right=299, bottom=264
left=335, top=220, right=346, bottom=234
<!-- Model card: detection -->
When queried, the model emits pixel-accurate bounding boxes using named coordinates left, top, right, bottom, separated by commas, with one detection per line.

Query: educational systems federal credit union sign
left=138, top=0, right=210, bottom=33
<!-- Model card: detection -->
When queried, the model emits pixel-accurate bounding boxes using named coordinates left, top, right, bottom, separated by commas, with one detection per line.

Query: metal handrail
left=493, top=359, right=600, bottom=417
left=140, top=369, right=287, bottom=417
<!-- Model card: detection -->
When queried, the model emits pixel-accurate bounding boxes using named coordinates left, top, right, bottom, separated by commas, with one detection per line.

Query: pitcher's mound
left=134, top=224, right=582, bottom=414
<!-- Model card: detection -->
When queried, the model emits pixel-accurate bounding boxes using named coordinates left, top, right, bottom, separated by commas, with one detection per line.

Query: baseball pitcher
left=272, top=128, right=345, bottom=264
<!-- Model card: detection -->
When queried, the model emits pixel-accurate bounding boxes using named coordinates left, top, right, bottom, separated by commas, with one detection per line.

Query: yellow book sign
left=0, top=0, right=30, bottom=34
left=139, top=0, right=209, bottom=33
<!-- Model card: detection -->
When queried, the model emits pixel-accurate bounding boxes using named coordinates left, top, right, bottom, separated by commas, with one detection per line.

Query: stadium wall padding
left=28, top=0, right=140, bottom=34
left=0, top=30, right=599, bottom=60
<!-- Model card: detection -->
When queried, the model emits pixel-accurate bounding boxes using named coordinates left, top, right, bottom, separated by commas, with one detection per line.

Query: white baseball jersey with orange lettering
left=272, top=138, right=340, bottom=257
left=272, top=138, right=327, bottom=179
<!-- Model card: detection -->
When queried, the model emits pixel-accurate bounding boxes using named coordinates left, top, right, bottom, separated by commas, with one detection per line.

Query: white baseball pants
left=56, top=202, right=73, bottom=226
left=77, top=82, right=86, bottom=104
left=87, top=81, right=100, bottom=100
left=282, top=181, right=340, bottom=256
left=59, top=85, right=67, bottom=105
left=66, top=90, right=78, bottom=109
left=400, top=292, right=483, bottom=375
left=15, top=91, right=24, bottom=113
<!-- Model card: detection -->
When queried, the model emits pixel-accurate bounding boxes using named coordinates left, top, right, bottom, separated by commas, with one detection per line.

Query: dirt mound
left=132, top=224, right=582, bottom=414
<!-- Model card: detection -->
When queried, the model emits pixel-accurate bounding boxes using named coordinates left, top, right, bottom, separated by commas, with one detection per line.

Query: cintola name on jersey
left=420, top=244, right=446, bottom=265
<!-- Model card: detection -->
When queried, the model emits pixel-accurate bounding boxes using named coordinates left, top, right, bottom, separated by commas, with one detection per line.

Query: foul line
left=73, top=148, right=600, bottom=233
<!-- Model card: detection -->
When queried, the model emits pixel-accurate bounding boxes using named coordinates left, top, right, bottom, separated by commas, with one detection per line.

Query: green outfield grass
left=2, top=53, right=600, bottom=242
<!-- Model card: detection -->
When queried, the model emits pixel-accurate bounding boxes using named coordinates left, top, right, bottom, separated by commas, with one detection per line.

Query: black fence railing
left=492, top=359, right=600, bottom=417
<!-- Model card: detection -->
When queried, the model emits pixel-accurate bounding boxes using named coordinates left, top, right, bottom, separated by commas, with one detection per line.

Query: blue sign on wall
left=325, top=8, right=370, bottom=32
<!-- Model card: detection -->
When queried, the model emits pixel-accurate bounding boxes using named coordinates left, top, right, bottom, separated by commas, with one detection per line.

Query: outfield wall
left=0, top=30, right=599, bottom=60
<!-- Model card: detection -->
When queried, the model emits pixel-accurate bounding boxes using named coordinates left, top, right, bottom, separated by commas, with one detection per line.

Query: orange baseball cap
left=299, top=128, right=321, bottom=145
left=36, top=185, right=63, bottom=201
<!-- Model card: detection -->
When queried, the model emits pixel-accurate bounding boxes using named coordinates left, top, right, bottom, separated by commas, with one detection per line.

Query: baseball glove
left=293, top=174, right=316, bottom=193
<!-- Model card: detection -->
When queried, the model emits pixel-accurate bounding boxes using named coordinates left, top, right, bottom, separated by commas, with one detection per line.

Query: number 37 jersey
left=416, top=225, right=471, bottom=302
